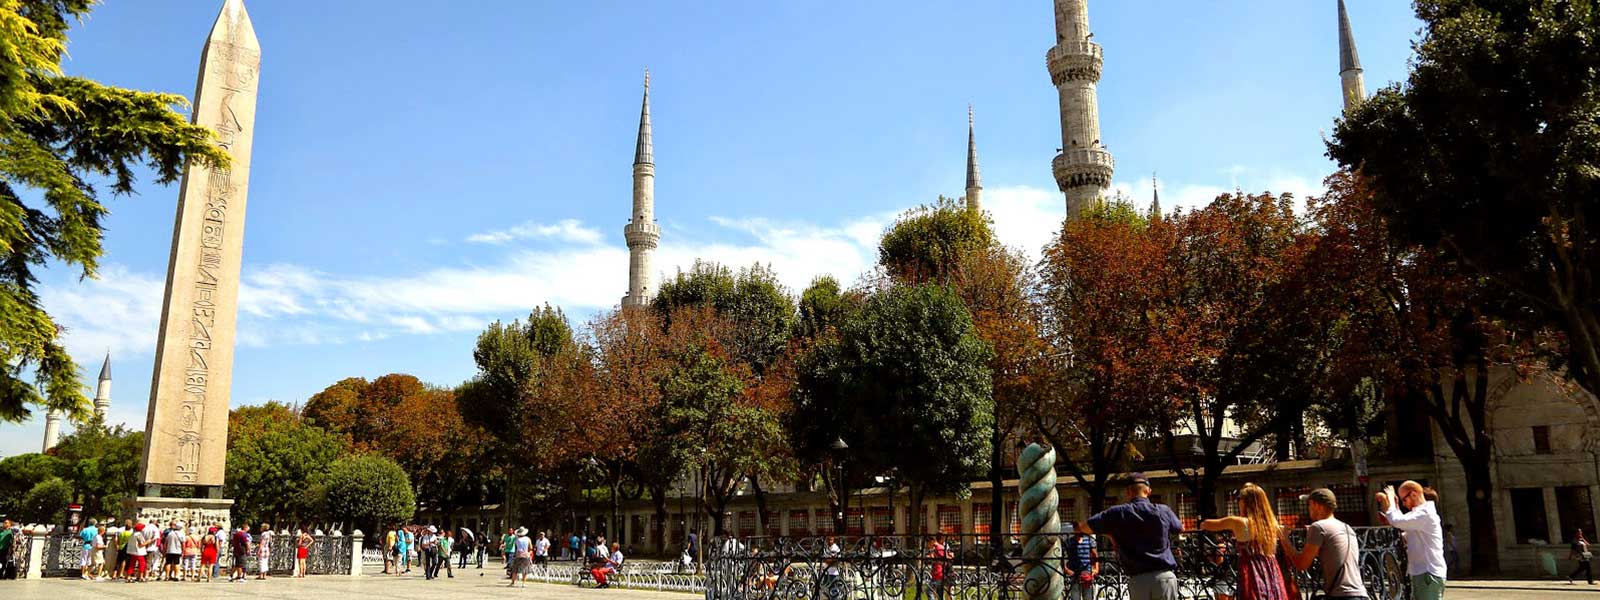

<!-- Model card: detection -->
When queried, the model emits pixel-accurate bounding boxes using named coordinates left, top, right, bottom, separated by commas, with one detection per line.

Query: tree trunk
left=1463, top=454, right=1500, bottom=575
left=989, top=421, right=1004, bottom=550
left=751, top=477, right=771, bottom=536
left=651, top=484, right=669, bottom=552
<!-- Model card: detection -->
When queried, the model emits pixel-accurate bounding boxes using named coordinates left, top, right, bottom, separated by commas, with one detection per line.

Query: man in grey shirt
left=1281, top=488, right=1368, bottom=599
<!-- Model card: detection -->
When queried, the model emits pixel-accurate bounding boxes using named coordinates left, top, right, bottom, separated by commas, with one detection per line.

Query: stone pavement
left=1, top=564, right=693, bottom=600
left=8, top=571, right=1600, bottom=600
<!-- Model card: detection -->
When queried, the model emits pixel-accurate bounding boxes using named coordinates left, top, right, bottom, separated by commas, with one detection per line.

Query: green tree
left=0, top=452, right=65, bottom=517
left=225, top=403, right=347, bottom=526
left=801, top=284, right=994, bottom=535
left=877, top=196, right=994, bottom=285
left=0, top=0, right=231, bottom=422
left=655, top=261, right=797, bottom=373
left=51, top=421, right=141, bottom=516
left=21, top=476, right=72, bottom=524
left=1327, top=0, right=1600, bottom=403
left=315, top=455, right=415, bottom=536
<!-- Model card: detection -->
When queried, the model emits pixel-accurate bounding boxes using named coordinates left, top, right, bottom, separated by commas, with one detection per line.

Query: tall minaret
left=622, top=70, right=660, bottom=308
left=964, top=105, right=982, bottom=212
left=94, top=353, right=112, bottom=420
left=1338, top=0, right=1365, bottom=112
left=41, top=410, right=62, bottom=452
left=1048, top=0, right=1114, bottom=218
left=1148, top=173, right=1162, bottom=220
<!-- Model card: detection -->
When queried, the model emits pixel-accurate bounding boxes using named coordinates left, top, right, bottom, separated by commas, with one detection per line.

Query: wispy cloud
left=37, top=168, right=1325, bottom=363
left=465, top=218, right=603, bottom=245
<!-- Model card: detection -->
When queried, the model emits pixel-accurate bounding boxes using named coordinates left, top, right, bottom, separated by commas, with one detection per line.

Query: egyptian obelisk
left=132, top=0, right=258, bottom=523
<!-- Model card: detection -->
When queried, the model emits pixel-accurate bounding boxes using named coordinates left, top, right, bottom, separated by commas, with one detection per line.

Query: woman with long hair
left=1200, top=483, right=1289, bottom=600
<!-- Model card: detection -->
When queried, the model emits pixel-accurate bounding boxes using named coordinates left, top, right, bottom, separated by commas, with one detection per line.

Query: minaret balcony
left=1047, top=41, right=1103, bottom=84
left=1052, top=148, right=1115, bottom=191
left=624, top=221, right=661, bottom=248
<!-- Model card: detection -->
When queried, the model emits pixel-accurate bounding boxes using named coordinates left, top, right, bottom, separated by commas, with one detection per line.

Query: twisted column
left=1017, top=443, right=1063, bottom=600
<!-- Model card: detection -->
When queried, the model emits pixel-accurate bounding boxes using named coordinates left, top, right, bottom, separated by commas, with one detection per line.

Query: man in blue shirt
left=1080, top=473, right=1182, bottom=600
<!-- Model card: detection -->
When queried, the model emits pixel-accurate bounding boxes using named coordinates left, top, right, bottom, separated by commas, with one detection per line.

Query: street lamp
left=831, top=437, right=850, bottom=534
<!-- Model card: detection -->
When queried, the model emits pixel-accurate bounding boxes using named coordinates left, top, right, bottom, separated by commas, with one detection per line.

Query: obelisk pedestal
left=127, top=0, right=259, bottom=528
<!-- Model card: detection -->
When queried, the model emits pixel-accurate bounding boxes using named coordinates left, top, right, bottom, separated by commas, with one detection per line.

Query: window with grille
left=846, top=507, right=865, bottom=536
left=937, top=505, right=962, bottom=534
left=973, top=504, right=992, bottom=535
left=814, top=509, right=835, bottom=535
left=870, top=507, right=893, bottom=534
left=763, top=511, right=779, bottom=536
left=1276, top=486, right=1309, bottom=528
left=1511, top=487, right=1551, bottom=544
left=1058, top=497, right=1079, bottom=530
left=1008, top=500, right=1021, bottom=534
left=1329, top=484, right=1370, bottom=526
left=789, top=510, right=810, bottom=536
left=1176, top=493, right=1198, bottom=530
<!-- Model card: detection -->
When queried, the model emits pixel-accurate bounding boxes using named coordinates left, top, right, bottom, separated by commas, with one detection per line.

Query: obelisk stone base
left=124, top=496, right=232, bottom=531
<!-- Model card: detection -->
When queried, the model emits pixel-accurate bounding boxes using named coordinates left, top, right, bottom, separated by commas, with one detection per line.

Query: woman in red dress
left=200, top=526, right=219, bottom=582
left=295, top=527, right=315, bottom=578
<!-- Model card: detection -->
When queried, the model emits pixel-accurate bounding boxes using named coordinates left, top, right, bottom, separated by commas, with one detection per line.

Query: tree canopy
left=0, top=0, right=230, bottom=422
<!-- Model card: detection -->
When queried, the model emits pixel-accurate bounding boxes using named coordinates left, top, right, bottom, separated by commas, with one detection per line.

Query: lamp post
left=831, top=437, right=849, bottom=534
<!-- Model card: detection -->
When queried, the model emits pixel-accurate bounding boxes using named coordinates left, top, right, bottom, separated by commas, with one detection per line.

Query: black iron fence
left=706, top=530, right=1407, bottom=600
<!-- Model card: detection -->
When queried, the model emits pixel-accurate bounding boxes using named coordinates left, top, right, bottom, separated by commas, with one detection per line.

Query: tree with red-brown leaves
left=1038, top=200, right=1181, bottom=514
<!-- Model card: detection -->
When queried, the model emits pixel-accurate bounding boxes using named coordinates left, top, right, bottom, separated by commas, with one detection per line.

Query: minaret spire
left=1049, top=0, right=1115, bottom=219
left=1338, top=0, right=1366, bottom=112
left=1149, top=173, right=1162, bottom=220
left=965, top=105, right=982, bottom=212
left=94, top=351, right=112, bottom=420
left=623, top=70, right=661, bottom=308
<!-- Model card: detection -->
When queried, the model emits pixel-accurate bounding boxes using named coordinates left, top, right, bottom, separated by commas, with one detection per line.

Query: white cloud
left=465, top=218, right=603, bottom=245
left=35, top=167, right=1326, bottom=361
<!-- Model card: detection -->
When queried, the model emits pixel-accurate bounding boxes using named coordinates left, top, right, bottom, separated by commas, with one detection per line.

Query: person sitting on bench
left=590, top=543, right=624, bottom=589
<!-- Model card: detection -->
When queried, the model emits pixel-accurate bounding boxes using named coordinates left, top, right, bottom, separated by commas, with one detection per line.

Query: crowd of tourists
left=9, top=518, right=319, bottom=583
left=379, top=524, right=626, bottom=588
left=1069, top=473, right=1447, bottom=600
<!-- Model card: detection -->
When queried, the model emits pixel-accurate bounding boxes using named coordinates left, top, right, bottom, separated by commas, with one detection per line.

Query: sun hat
left=515, top=527, right=529, bottom=536
left=428, top=525, right=437, bottom=533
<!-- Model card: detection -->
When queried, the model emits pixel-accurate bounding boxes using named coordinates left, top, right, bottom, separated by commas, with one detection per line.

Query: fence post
left=348, top=530, right=364, bottom=576
left=23, top=533, right=46, bottom=579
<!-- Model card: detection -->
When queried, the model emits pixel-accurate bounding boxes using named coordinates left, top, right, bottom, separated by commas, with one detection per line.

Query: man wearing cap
left=1079, top=473, right=1182, bottom=600
left=1377, top=481, right=1446, bottom=600
left=1281, top=489, right=1368, bottom=600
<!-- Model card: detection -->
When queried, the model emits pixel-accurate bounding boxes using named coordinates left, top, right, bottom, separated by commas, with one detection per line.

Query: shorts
left=166, top=553, right=181, bottom=565
left=183, top=555, right=199, bottom=569
left=92, top=551, right=105, bottom=566
left=81, top=550, right=94, bottom=567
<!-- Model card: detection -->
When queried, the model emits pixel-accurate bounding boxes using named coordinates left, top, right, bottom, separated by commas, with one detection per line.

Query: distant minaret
left=1148, top=173, right=1162, bottom=220
left=94, top=353, right=112, bottom=420
left=965, top=105, right=982, bottom=212
left=622, top=70, right=660, bottom=308
left=1049, top=0, right=1115, bottom=218
left=41, top=410, right=62, bottom=452
left=1338, top=0, right=1365, bottom=112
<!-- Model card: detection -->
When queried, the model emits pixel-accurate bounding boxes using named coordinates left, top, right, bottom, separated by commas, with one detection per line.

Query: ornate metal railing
left=706, top=530, right=1407, bottom=600
left=32, top=531, right=354, bottom=577
left=522, top=560, right=707, bottom=593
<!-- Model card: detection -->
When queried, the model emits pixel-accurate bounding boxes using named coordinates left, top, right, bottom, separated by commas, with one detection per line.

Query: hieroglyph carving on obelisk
left=139, top=0, right=259, bottom=488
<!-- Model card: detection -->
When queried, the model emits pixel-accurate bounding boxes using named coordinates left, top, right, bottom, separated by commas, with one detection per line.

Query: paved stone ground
left=7, top=568, right=1600, bottom=600
left=2, top=563, right=691, bottom=600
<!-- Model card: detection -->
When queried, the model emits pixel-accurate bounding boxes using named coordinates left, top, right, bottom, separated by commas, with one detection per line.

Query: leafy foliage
left=20, top=476, right=72, bottom=524
left=1328, top=0, right=1600, bottom=403
left=50, top=420, right=141, bottom=516
left=225, top=403, right=347, bottom=526
left=876, top=196, right=994, bottom=285
left=0, top=451, right=64, bottom=517
left=0, top=0, right=230, bottom=422
left=799, top=284, right=993, bottom=533
left=315, top=455, right=415, bottom=534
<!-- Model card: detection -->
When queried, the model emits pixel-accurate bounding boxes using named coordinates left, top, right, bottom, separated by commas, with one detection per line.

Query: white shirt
left=1384, top=500, right=1447, bottom=579
left=536, top=537, right=550, bottom=556
left=824, top=542, right=841, bottom=576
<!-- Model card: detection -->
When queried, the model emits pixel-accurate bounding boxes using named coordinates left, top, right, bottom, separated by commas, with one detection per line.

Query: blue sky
left=1, top=0, right=1423, bottom=456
